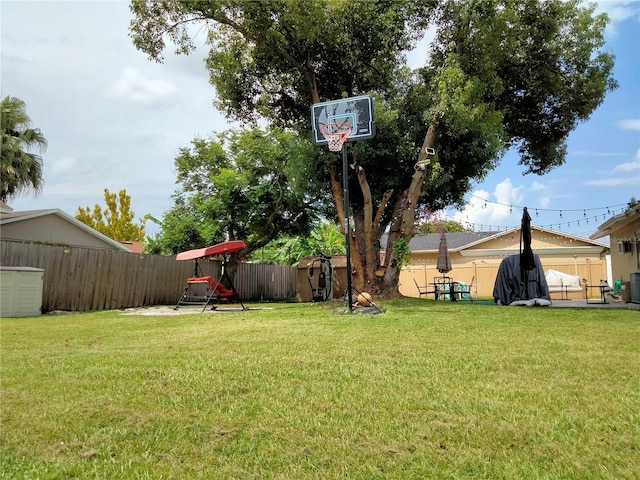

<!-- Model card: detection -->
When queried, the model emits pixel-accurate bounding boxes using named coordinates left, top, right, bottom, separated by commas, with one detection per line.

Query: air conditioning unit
left=630, top=271, right=640, bottom=304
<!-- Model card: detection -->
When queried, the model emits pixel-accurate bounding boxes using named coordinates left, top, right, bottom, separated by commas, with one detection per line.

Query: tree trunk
left=327, top=122, right=437, bottom=298
left=380, top=122, right=438, bottom=295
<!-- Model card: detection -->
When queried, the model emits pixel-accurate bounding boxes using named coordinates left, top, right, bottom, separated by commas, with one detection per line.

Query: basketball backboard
left=311, top=95, right=375, bottom=146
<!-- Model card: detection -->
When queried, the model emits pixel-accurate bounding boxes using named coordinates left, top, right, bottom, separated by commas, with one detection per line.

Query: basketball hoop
left=320, top=122, right=353, bottom=152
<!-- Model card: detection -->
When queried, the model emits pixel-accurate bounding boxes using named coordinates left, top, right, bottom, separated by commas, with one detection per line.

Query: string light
left=454, top=196, right=630, bottom=233
left=467, top=194, right=626, bottom=216
left=454, top=207, right=627, bottom=233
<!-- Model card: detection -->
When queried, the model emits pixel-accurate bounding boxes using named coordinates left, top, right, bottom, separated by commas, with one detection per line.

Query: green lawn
left=1, top=299, right=639, bottom=479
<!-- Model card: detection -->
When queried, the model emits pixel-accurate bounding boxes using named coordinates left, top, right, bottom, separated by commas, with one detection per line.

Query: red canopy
left=176, top=240, right=246, bottom=261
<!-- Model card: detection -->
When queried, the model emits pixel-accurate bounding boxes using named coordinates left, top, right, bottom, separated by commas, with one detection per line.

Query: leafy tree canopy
left=76, top=189, right=146, bottom=242
left=130, top=0, right=616, bottom=294
left=417, top=218, right=470, bottom=235
left=248, top=221, right=345, bottom=266
left=149, top=127, right=324, bottom=256
left=1, top=96, right=47, bottom=202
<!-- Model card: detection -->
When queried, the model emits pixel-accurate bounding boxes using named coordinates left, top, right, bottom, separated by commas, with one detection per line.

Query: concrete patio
left=550, top=299, right=639, bottom=310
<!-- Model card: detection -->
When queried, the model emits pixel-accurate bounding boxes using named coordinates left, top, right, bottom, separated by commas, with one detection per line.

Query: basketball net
left=320, top=122, right=353, bottom=152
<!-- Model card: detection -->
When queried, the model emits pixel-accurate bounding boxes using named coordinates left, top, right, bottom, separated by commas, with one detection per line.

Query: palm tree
left=1, top=96, right=47, bottom=202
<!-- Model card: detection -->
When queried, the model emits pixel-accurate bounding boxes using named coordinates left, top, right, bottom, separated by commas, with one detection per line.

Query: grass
left=1, top=299, right=639, bottom=479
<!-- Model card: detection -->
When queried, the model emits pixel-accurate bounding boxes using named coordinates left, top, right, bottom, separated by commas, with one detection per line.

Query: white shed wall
left=0, top=266, right=44, bottom=317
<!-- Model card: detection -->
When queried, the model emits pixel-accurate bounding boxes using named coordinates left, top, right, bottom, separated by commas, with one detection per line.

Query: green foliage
left=131, top=0, right=615, bottom=176
left=249, top=221, right=345, bottom=265
left=392, top=237, right=411, bottom=270
left=75, top=189, right=146, bottom=242
left=144, top=197, right=206, bottom=255
left=0, top=96, right=47, bottom=202
left=133, top=0, right=432, bottom=125
left=430, top=0, right=617, bottom=174
left=418, top=218, right=470, bottom=235
left=152, top=127, right=320, bottom=255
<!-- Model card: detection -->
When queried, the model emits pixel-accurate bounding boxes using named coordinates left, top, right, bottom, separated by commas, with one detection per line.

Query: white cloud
left=583, top=150, right=640, bottom=186
left=584, top=177, right=640, bottom=187
left=570, top=150, right=627, bottom=157
left=612, top=150, right=640, bottom=172
left=539, top=197, right=551, bottom=209
left=495, top=178, right=524, bottom=206
left=596, top=1, right=640, bottom=23
left=530, top=182, right=545, bottom=191
left=594, top=0, right=640, bottom=35
left=451, top=179, right=526, bottom=230
left=108, top=68, right=176, bottom=104
left=48, top=156, right=78, bottom=176
left=44, top=182, right=109, bottom=197
left=616, top=119, right=640, bottom=131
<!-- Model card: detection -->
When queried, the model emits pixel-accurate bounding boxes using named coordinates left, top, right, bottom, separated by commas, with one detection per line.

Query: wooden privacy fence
left=1, top=241, right=297, bottom=312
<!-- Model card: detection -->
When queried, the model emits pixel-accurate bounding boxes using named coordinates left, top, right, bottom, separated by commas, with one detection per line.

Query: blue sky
left=2, top=1, right=639, bottom=240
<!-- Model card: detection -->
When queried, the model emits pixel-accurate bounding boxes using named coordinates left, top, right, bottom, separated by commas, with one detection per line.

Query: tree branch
left=355, top=164, right=377, bottom=279
left=374, top=189, right=393, bottom=232
left=210, top=11, right=318, bottom=97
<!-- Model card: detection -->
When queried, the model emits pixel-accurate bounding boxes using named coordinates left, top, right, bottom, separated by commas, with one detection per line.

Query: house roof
left=382, top=225, right=607, bottom=253
left=590, top=204, right=640, bottom=240
left=396, top=231, right=494, bottom=251
left=0, top=208, right=131, bottom=251
left=121, top=241, right=145, bottom=253
left=0, top=201, right=13, bottom=213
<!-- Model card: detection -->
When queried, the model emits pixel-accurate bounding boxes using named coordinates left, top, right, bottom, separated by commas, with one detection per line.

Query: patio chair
left=413, top=279, right=433, bottom=299
left=433, top=276, right=453, bottom=300
left=451, top=276, right=476, bottom=302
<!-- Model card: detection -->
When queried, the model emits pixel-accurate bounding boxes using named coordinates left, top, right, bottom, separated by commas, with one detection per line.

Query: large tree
left=1, top=96, right=47, bottom=202
left=76, top=188, right=146, bottom=242
left=148, top=127, right=323, bottom=262
left=130, top=0, right=616, bottom=296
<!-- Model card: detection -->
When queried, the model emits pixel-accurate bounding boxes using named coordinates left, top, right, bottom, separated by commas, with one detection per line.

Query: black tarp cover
left=493, top=253, right=550, bottom=305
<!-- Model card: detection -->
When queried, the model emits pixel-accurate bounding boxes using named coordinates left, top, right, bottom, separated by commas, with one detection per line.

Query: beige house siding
left=590, top=206, right=640, bottom=286
left=399, top=227, right=608, bottom=300
left=610, top=223, right=640, bottom=283
left=0, top=209, right=129, bottom=251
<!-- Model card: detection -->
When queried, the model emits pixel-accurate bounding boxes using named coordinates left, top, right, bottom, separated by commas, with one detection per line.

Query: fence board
left=1, top=241, right=297, bottom=312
